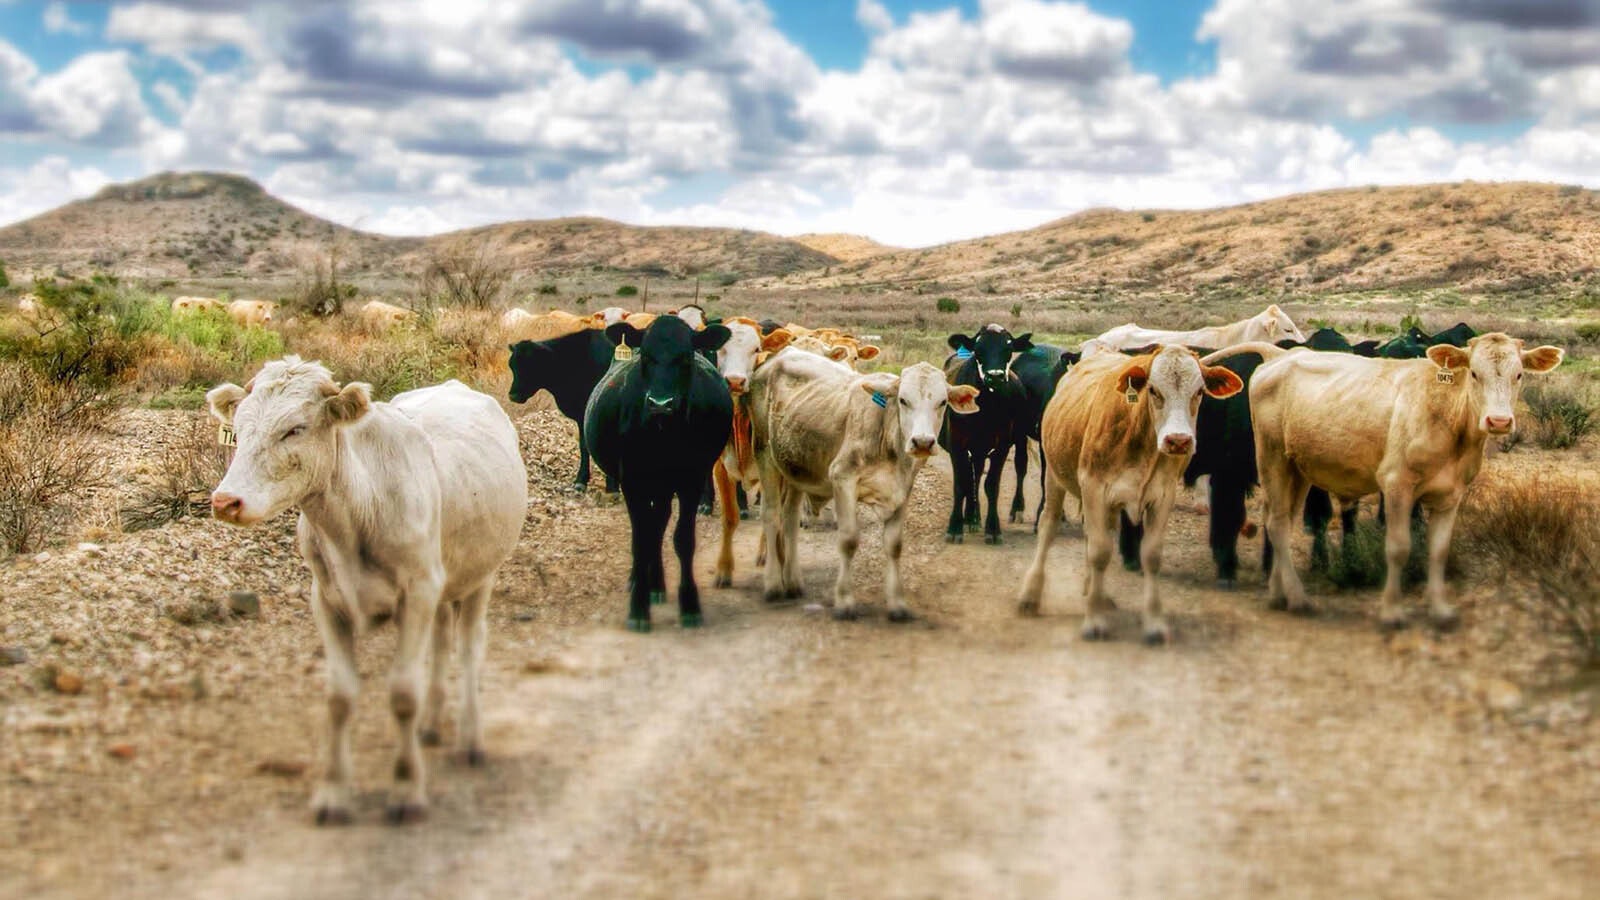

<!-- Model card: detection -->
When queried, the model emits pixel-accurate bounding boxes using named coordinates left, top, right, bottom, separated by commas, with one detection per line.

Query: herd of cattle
left=197, top=299, right=1563, bottom=824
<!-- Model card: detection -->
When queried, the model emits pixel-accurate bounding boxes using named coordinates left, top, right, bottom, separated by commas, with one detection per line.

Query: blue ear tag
left=871, top=391, right=888, bottom=408
left=955, top=347, right=974, bottom=360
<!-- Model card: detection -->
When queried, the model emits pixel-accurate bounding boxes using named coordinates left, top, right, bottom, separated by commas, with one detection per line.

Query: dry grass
left=0, top=361, right=118, bottom=554
left=1521, top=375, right=1596, bottom=450
left=121, top=413, right=228, bottom=533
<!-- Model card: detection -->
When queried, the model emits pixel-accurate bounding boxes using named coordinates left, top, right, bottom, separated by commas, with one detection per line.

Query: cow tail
left=1200, top=342, right=1290, bottom=366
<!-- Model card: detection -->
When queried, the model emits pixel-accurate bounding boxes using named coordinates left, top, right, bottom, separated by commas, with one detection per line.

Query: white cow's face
left=1118, top=347, right=1243, bottom=456
left=206, top=357, right=370, bottom=526
left=674, top=305, right=706, bottom=330
left=1431, top=333, right=1564, bottom=436
left=1252, top=304, right=1305, bottom=344
left=716, top=321, right=791, bottom=394
left=866, top=362, right=980, bottom=458
left=599, top=307, right=628, bottom=326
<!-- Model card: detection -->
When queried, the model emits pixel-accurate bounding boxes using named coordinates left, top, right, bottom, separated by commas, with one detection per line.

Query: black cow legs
left=1209, top=479, right=1249, bottom=588
left=982, top=445, right=1007, bottom=543
left=1008, top=439, right=1028, bottom=524
left=675, top=480, right=704, bottom=628
left=624, top=490, right=670, bottom=632
left=945, top=449, right=969, bottom=542
left=1118, top=512, right=1143, bottom=572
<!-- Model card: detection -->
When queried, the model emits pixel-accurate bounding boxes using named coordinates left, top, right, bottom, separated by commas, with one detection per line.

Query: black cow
left=584, top=316, right=733, bottom=632
left=1015, top=345, right=1079, bottom=528
left=939, top=325, right=1033, bottom=543
left=508, top=328, right=618, bottom=491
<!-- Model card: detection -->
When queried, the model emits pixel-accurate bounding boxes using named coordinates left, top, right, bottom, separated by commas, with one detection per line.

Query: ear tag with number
left=613, top=345, right=634, bottom=362
left=871, top=391, right=887, bottom=409
left=217, top=424, right=237, bottom=447
left=1125, top=386, right=1139, bottom=405
left=1436, top=369, right=1454, bottom=385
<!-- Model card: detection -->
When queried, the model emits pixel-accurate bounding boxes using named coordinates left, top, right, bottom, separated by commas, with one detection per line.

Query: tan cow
left=360, top=300, right=416, bottom=330
left=500, top=308, right=594, bottom=343
left=172, top=296, right=223, bottom=313
left=751, top=351, right=979, bottom=620
left=1234, top=333, right=1563, bottom=630
left=1016, top=345, right=1243, bottom=644
left=226, top=299, right=276, bottom=327
left=710, top=317, right=795, bottom=586
left=1092, top=304, right=1305, bottom=352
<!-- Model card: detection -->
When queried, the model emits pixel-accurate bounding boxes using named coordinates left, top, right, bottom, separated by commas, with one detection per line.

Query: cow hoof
left=945, top=532, right=963, bottom=544
left=887, top=608, right=913, bottom=623
left=832, top=607, right=860, bottom=621
left=1009, top=511, right=1024, bottom=524
left=385, top=803, right=427, bottom=826
left=785, top=586, right=804, bottom=599
left=1016, top=598, right=1041, bottom=617
left=1081, top=621, right=1111, bottom=641
left=763, top=589, right=786, bottom=604
left=313, top=805, right=353, bottom=827
left=1216, top=577, right=1237, bottom=591
left=461, top=747, right=487, bottom=768
left=1142, top=626, right=1171, bottom=647
left=626, top=618, right=652, bottom=633
left=420, top=729, right=443, bottom=747
left=1122, top=560, right=1141, bottom=573
left=680, top=612, right=704, bottom=629
left=740, top=510, right=754, bottom=520
left=965, top=523, right=982, bottom=534
left=1267, top=596, right=1288, bottom=611
left=1430, top=608, right=1460, bottom=632
left=1378, top=613, right=1409, bottom=633
left=713, top=574, right=732, bottom=588
left=984, top=533, right=1002, bottom=545
left=649, top=590, right=667, bottom=606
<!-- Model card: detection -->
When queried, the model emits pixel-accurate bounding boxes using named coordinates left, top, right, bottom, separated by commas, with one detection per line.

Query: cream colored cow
left=1092, top=304, right=1306, bottom=352
left=226, top=299, right=276, bottom=327
left=360, top=300, right=415, bottom=330
left=172, top=296, right=223, bottom=313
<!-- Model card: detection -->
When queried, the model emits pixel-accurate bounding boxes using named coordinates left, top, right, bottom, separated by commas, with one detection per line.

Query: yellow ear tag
left=217, top=424, right=237, bottom=447
left=613, top=344, right=634, bottom=362
left=1436, top=369, right=1454, bottom=385
left=1125, top=386, right=1139, bottom=405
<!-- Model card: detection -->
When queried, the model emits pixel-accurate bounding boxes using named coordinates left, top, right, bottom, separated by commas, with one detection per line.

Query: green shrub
left=1327, top=516, right=1426, bottom=589
left=537, top=283, right=559, bottom=295
left=0, top=259, right=8, bottom=290
left=1523, top=383, right=1594, bottom=450
left=936, top=297, right=960, bottom=314
left=1575, top=322, right=1600, bottom=344
left=616, top=285, right=638, bottom=297
left=1010, top=303, right=1023, bottom=318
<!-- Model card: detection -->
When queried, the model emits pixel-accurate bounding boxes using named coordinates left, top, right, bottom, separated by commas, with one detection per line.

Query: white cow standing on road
left=207, top=356, right=527, bottom=825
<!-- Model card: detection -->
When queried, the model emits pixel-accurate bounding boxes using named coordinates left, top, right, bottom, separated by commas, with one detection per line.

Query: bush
left=419, top=234, right=512, bottom=310
left=121, top=413, right=227, bottom=532
left=616, top=285, right=639, bottom=297
left=1458, top=474, right=1600, bottom=665
left=0, top=259, right=8, bottom=290
left=0, top=362, right=117, bottom=554
left=1010, top=303, right=1023, bottom=318
left=1327, top=515, right=1426, bottom=589
left=537, top=283, right=559, bottom=295
left=1523, top=383, right=1594, bottom=450
left=1575, top=322, right=1600, bottom=344
left=935, top=297, right=960, bottom=314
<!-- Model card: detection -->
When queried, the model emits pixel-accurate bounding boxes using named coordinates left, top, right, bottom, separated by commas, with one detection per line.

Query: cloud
left=43, top=1, right=90, bottom=36
left=0, top=156, right=112, bottom=225
left=856, top=0, right=893, bottom=34
left=106, top=3, right=261, bottom=59
left=0, top=41, right=153, bottom=146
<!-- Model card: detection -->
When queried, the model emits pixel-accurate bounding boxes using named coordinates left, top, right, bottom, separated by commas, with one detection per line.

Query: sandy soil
left=2, top=410, right=1597, bottom=900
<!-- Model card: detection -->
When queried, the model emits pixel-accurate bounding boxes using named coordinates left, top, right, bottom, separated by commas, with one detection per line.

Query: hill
left=778, top=182, right=1600, bottom=295
left=789, top=233, right=899, bottom=262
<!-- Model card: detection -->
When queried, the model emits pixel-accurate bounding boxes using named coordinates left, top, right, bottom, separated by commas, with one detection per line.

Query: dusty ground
left=2, top=408, right=1598, bottom=900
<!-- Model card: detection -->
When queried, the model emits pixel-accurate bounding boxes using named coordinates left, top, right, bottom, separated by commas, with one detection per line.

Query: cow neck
left=1423, top=363, right=1488, bottom=455
left=298, top=418, right=384, bottom=546
left=864, top=390, right=903, bottom=464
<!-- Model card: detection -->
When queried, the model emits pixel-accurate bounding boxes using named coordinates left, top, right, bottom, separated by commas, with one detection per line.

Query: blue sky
left=2, top=0, right=1598, bottom=245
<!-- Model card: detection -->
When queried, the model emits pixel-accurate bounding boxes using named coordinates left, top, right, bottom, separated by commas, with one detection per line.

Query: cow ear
left=1116, top=362, right=1150, bottom=395
left=947, top=384, right=981, bottom=414
left=694, top=325, right=731, bottom=352
left=947, top=334, right=974, bottom=352
left=323, top=382, right=372, bottom=424
left=1521, top=345, right=1564, bottom=372
left=206, top=383, right=247, bottom=426
left=1426, top=344, right=1469, bottom=369
left=761, top=328, right=794, bottom=352
left=1009, top=333, right=1033, bottom=353
left=827, top=346, right=850, bottom=362
left=856, top=344, right=881, bottom=361
left=606, top=323, right=644, bottom=348
left=1201, top=365, right=1244, bottom=399
left=858, top=374, right=898, bottom=399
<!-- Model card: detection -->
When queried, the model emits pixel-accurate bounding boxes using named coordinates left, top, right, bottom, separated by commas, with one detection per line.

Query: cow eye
left=281, top=425, right=305, bottom=442
left=1470, top=371, right=1479, bottom=381
left=899, top=397, right=910, bottom=407
left=1514, top=373, right=1522, bottom=382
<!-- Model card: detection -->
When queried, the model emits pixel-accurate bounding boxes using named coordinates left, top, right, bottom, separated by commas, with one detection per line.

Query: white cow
left=226, top=299, right=276, bottom=326
left=172, top=296, right=223, bottom=313
left=751, top=351, right=979, bottom=620
left=672, top=303, right=708, bottom=330
left=1091, top=304, right=1306, bottom=352
left=207, top=357, right=527, bottom=824
left=360, top=300, right=415, bottom=330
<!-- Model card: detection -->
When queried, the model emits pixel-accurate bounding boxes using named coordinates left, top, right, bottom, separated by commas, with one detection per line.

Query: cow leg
left=1118, top=511, right=1143, bottom=572
left=945, top=446, right=968, bottom=543
left=387, top=569, right=442, bottom=823
left=830, top=475, right=862, bottom=620
left=737, top=482, right=751, bottom=519
left=713, top=459, right=738, bottom=588
left=1009, top=437, right=1028, bottom=524
left=982, top=444, right=1006, bottom=543
left=420, top=599, right=455, bottom=747
left=574, top=431, right=592, bottom=490
left=699, top=470, right=716, bottom=516
left=1338, top=500, right=1359, bottom=561
left=673, top=482, right=705, bottom=628
left=1304, top=487, right=1334, bottom=571
left=883, top=498, right=911, bottom=622
left=1421, top=497, right=1462, bottom=630
left=1080, top=494, right=1117, bottom=641
left=1209, top=477, right=1248, bottom=589
left=310, top=585, right=358, bottom=826
left=1033, top=442, right=1047, bottom=532
left=1264, top=472, right=1314, bottom=615
left=1138, top=499, right=1176, bottom=645
left=454, top=579, right=491, bottom=765
left=1017, top=474, right=1067, bottom=616
left=1378, top=487, right=1416, bottom=631
left=964, top=452, right=984, bottom=533
left=624, top=489, right=658, bottom=630
left=782, top=491, right=804, bottom=597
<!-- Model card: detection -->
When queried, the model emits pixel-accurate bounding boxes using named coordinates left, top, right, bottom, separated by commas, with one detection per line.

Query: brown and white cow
left=1235, top=332, right=1563, bottom=630
left=207, top=357, right=527, bottom=824
left=226, top=299, right=276, bottom=327
left=711, top=317, right=794, bottom=586
left=1016, top=345, right=1243, bottom=644
left=1092, top=304, right=1305, bottom=352
left=751, top=351, right=979, bottom=620
left=360, top=300, right=416, bottom=330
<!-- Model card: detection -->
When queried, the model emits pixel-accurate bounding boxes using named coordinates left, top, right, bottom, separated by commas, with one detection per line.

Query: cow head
left=607, top=316, right=730, bottom=421
left=1117, top=346, right=1244, bottom=456
left=1251, top=304, right=1305, bottom=344
left=1427, top=333, right=1563, bottom=436
left=673, top=304, right=707, bottom=330
left=206, top=356, right=370, bottom=526
left=861, top=362, right=981, bottom=458
left=506, top=339, right=555, bottom=404
left=718, top=317, right=791, bottom=395
left=948, top=324, right=1033, bottom=390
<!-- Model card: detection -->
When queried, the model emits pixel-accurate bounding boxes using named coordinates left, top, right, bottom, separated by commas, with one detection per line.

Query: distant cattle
left=360, top=300, right=415, bottom=329
left=940, top=325, right=1034, bottom=543
left=507, top=328, right=620, bottom=490
left=172, top=296, right=222, bottom=313
left=1017, top=345, right=1243, bottom=644
left=1093, top=304, right=1306, bottom=352
left=751, top=350, right=979, bottom=621
left=503, top=308, right=594, bottom=343
left=207, top=357, right=526, bottom=824
left=1245, top=333, right=1562, bottom=630
left=584, top=317, right=733, bottom=631
left=711, top=317, right=794, bottom=586
left=671, top=304, right=708, bottom=330
left=226, top=299, right=276, bottom=327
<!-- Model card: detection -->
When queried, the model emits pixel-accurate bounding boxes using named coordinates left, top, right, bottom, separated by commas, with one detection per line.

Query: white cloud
left=0, top=156, right=112, bottom=225
left=106, top=3, right=262, bottom=61
left=0, top=40, right=154, bottom=147
left=42, top=1, right=90, bottom=36
left=856, top=0, right=893, bottom=34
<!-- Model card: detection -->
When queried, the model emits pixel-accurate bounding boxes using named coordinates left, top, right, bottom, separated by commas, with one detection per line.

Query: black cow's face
left=506, top=341, right=550, bottom=404
left=608, top=317, right=730, bottom=422
left=949, top=325, right=1033, bottom=390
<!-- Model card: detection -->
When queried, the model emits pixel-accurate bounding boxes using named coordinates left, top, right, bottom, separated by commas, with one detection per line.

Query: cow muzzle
left=983, top=369, right=1008, bottom=388
left=211, top=491, right=246, bottom=524
left=909, top=436, right=936, bottom=457
left=1484, top=415, right=1514, bottom=435
left=725, top=376, right=747, bottom=395
left=1160, top=433, right=1194, bottom=455
left=645, top=395, right=678, bottom=417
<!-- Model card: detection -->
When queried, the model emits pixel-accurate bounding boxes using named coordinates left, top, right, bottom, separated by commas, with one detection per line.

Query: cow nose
left=725, top=376, right=747, bottom=394
left=910, top=436, right=936, bottom=454
left=211, top=492, right=243, bottom=522
left=1485, top=415, right=1513, bottom=433
left=646, top=395, right=676, bottom=416
left=1161, top=434, right=1194, bottom=455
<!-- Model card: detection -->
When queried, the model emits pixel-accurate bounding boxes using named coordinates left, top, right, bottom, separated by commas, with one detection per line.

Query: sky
left=1, top=1, right=1599, bottom=247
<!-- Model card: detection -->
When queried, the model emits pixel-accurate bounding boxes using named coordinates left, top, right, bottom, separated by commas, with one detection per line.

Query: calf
left=207, top=358, right=526, bottom=824
left=585, top=317, right=733, bottom=631
left=940, top=325, right=1034, bottom=543
left=1247, top=334, right=1562, bottom=629
left=752, top=352, right=978, bottom=620
left=1093, top=304, right=1305, bottom=351
left=507, top=329, right=619, bottom=490
left=172, top=296, right=222, bottom=313
left=226, top=299, right=276, bottom=327
left=361, top=300, right=415, bottom=330
left=1016, top=346, right=1242, bottom=644
left=712, top=317, right=794, bottom=586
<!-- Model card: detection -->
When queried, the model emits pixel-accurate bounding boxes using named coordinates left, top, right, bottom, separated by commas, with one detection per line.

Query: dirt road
left=4, top=413, right=1598, bottom=899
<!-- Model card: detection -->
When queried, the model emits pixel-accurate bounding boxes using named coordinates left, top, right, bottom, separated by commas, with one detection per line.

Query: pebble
left=1482, top=678, right=1524, bottom=714
left=108, top=743, right=136, bottom=760
left=226, top=591, right=260, bottom=618
left=32, top=551, right=51, bottom=564
left=77, top=542, right=103, bottom=557
left=254, top=759, right=308, bottom=777
left=0, top=646, right=26, bottom=666
left=802, top=603, right=825, bottom=614
left=53, top=670, right=85, bottom=695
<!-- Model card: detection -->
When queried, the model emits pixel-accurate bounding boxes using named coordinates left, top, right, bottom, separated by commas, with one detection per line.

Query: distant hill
left=790, top=233, right=899, bottom=263
left=776, top=182, right=1600, bottom=295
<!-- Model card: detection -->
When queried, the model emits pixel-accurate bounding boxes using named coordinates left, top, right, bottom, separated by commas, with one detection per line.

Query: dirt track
left=4, top=412, right=1599, bottom=899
